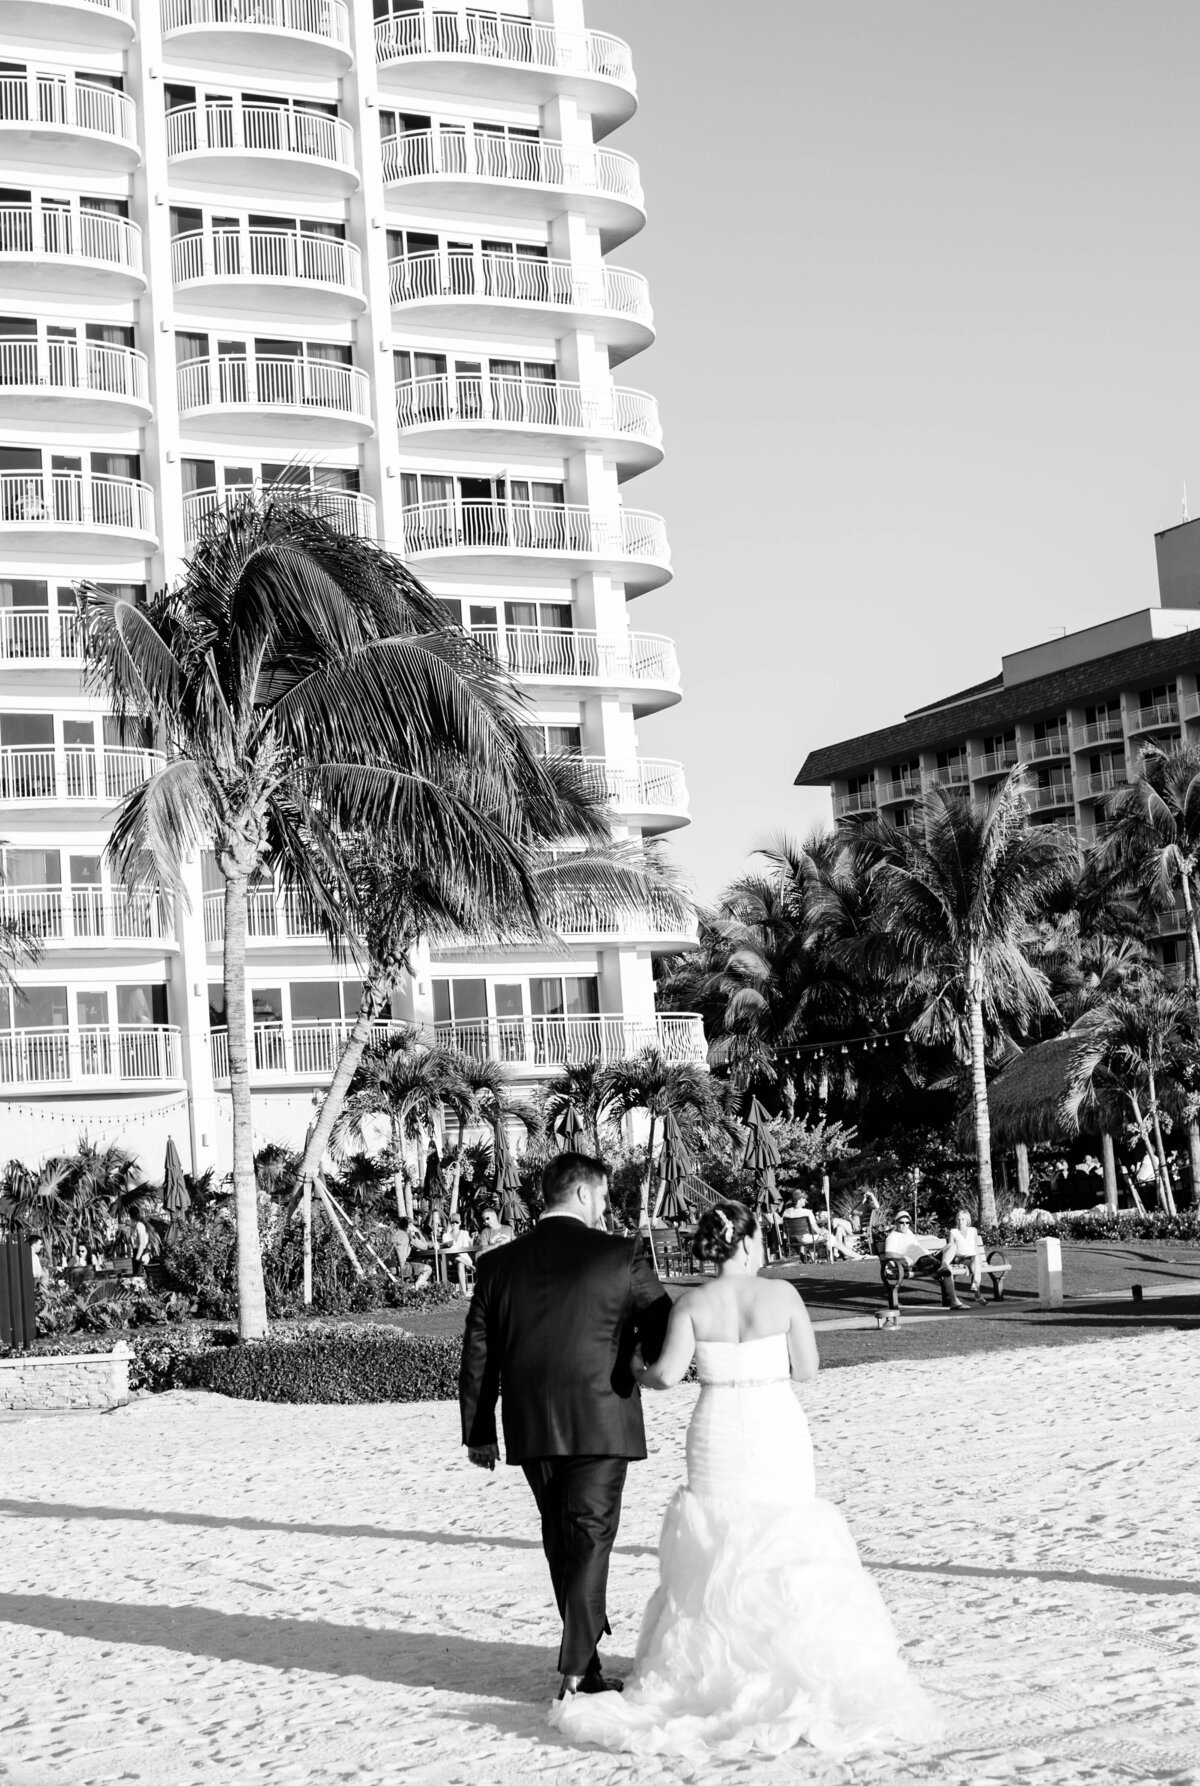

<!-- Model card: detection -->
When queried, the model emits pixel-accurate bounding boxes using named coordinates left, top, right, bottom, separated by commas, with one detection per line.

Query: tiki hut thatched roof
left=982, top=1032, right=1111, bottom=1148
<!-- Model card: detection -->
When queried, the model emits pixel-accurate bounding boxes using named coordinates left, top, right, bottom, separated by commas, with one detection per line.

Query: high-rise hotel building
left=0, top=0, right=700, bottom=1175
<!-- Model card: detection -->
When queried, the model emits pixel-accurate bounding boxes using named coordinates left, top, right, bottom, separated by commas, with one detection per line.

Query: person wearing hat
left=883, top=1210, right=965, bottom=1308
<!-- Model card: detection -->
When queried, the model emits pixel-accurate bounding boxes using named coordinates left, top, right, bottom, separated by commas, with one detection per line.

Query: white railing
left=161, top=0, right=349, bottom=42
left=1077, top=769, right=1128, bottom=798
left=1157, top=906, right=1189, bottom=935
left=171, top=226, right=361, bottom=292
left=1182, top=690, right=1200, bottom=721
left=540, top=888, right=695, bottom=943
left=832, top=788, right=877, bottom=817
left=0, top=883, right=172, bottom=943
left=0, top=203, right=142, bottom=272
left=0, top=336, right=148, bottom=404
left=373, top=9, right=633, bottom=90
left=432, top=1013, right=705, bottom=1070
left=0, top=73, right=137, bottom=144
left=1129, top=701, right=1180, bottom=732
left=177, top=354, right=370, bottom=420
left=0, top=744, right=163, bottom=803
left=165, top=102, right=354, bottom=167
left=471, top=626, right=678, bottom=689
left=1024, top=733, right=1070, bottom=761
left=182, top=484, right=375, bottom=543
left=395, top=373, right=659, bottom=445
left=970, top=750, right=1019, bottom=778
left=928, top=764, right=970, bottom=788
left=400, top=499, right=667, bottom=564
left=1027, top=783, right=1074, bottom=811
left=1073, top=716, right=1125, bottom=748
left=202, top=886, right=322, bottom=945
left=388, top=249, right=650, bottom=324
left=210, top=1018, right=404, bottom=1081
left=877, top=777, right=919, bottom=804
left=0, top=1023, right=181, bottom=1086
left=79, top=0, right=134, bottom=12
left=382, top=128, right=641, bottom=204
left=0, top=609, right=82, bottom=661
left=0, top=471, right=154, bottom=536
left=577, top=756, right=689, bottom=816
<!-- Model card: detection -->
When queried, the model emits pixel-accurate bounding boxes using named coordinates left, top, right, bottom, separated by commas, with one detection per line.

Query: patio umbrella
left=655, top=1178, right=694, bottom=1225
left=493, top=1122, right=529, bottom=1229
left=163, top=1137, right=190, bottom=1243
left=741, top=1097, right=781, bottom=1211
left=552, top=1102, right=586, bottom=1151
left=653, top=1110, right=693, bottom=1222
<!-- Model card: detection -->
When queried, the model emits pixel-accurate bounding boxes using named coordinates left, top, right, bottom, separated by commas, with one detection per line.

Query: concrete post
left=1101, top=1131, right=1119, bottom=1212
left=1037, top=1236, right=1063, bottom=1308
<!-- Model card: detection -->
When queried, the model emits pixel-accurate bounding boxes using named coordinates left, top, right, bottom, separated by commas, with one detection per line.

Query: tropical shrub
left=192, top=1323, right=461, bottom=1404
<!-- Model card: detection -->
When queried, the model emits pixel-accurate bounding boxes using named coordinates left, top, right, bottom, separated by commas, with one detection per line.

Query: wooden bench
left=880, top=1248, right=1010, bottom=1312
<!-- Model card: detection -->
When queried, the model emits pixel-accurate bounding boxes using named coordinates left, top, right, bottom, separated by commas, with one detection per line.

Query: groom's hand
left=468, top=1443, right=500, bottom=1471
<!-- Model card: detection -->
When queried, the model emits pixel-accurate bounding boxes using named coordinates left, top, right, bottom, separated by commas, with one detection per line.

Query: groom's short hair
left=542, top=1151, right=607, bottom=1208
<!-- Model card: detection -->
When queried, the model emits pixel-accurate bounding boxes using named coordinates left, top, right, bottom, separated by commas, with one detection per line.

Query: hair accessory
left=719, top=1212, right=734, bottom=1244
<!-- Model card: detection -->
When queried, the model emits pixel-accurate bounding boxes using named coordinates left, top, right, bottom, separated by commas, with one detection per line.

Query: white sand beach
left=1, top=1330, right=1199, bottom=1786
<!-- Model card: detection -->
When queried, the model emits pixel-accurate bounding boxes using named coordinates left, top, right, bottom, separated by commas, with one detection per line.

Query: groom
left=459, top=1151, right=672, bottom=1697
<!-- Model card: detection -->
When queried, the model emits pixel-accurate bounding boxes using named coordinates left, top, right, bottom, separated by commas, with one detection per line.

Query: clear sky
left=591, top=0, right=1200, bottom=901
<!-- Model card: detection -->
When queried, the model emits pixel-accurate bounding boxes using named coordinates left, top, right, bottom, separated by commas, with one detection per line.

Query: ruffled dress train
left=549, top=1335, right=941, bottom=1762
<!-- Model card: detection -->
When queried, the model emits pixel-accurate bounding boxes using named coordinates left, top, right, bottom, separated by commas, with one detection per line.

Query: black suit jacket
left=459, top=1218, right=673, bottom=1464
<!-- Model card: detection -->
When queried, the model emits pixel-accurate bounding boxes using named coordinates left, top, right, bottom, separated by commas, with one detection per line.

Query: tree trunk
left=295, top=965, right=391, bottom=1203
left=223, top=869, right=269, bottom=1341
left=1129, top=1092, right=1170, bottom=1212
left=1119, top=1158, right=1147, bottom=1215
left=1015, top=1141, right=1030, bottom=1202
left=967, top=955, right=998, bottom=1226
left=1181, top=872, right=1200, bottom=985
left=639, top=1113, right=657, bottom=1230
left=1188, top=1119, right=1200, bottom=1209
left=1145, top=1069, right=1176, bottom=1215
left=1100, top=1131, right=1119, bottom=1212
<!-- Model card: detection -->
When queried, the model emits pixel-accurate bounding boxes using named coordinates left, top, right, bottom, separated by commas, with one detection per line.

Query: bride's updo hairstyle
left=692, top=1200, right=757, bottom=1265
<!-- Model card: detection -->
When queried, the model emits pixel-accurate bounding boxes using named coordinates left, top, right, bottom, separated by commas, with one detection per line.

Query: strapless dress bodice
left=693, top=1333, right=790, bottom=1386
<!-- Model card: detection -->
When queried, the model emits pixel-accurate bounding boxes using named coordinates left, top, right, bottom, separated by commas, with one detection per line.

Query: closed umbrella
left=553, top=1102, right=586, bottom=1150
left=742, top=1097, right=781, bottom=1212
left=493, top=1122, right=529, bottom=1229
left=653, top=1109, right=693, bottom=1222
left=163, top=1137, right=190, bottom=1243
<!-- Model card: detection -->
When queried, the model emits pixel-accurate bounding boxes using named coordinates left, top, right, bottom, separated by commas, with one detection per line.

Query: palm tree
left=80, top=491, right=590, bottom=1339
left=1103, top=743, right=1200, bottom=984
left=599, top=1047, right=721, bottom=1228
left=846, top=770, right=1074, bottom=1225
left=0, top=842, right=40, bottom=991
left=331, top=1030, right=467, bottom=1220
left=543, top=1060, right=605, bottom=1154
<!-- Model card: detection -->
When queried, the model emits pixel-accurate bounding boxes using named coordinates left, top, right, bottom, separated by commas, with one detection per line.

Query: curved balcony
left=170, top=225, right=363, bottom=318
left=0, top=205, right=144, bottom=294
left=389, top=250, right=652, bottom=364
left=165, top=102, right=358, bottom=198
left=474, top=626, right=680, bottom=716
left=0, top=744, right=164, bottom=808
left=1024, top=733, right=1070, bottom=763
left=1128, top=699, right=1180, bottom=736
left=374, top=8, right=634, bottom=139
left=544, top=888, right=696, bottom=951
left=1, top=884, right=174, bottom=948
left=432, top=1012, right=705, bottom=1072
left=177, top=355, right=373, bottom=442
left=399, top=500, right=670, bottom=593
left=0, top=72, right=139, bottom=171
left=160, top=0, right=352, bottom=74
left=209, top=1018, right=404, bottom=1084
left=1026, top=783, right=1074, bottom=813
left=0, top=609, right=82, bottom=664
left=0, top=1024, right=183, bottom=1089
left=396, top=374, right=661, bottom=478
left=1077, top=768, right=1128, bottom=799
left=383, top=130, right=643, bottom=250
left=0, top=336, right=150, bottom=424
left=578, top=756, right=690, bottom=833
left=182, top=484, right=375, bottom=546
left=832, top=788, right=877, bottom=818
left=202, top=886, right=322, bottom=946
left=0, top=470, right=155, bottom=551
left=7, top=0, right=135, bottom=50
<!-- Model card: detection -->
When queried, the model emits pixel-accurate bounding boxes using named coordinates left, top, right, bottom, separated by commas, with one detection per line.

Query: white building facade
left=0, top=0, right=700, bottom=1176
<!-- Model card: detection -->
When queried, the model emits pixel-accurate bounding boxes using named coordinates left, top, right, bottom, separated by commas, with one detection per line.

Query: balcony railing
left=388, top=250, right=651, bottom=324
left=970, top=750, right=1019, bottom=778
left=171, top=226, right=361, bottom=293
left=0, top=1023, right=181, bottom=1086
left=832, top=788, right=877, bottom=817
left=1182, top=690, right=1200, bottom=722
left=0, top=336, right=148, bottom=404
left=396, top=373, right=659, bottom=446
left=577, top=756, right=689, bottom=816
left=1077, top=768, right=1128, bottom=798
left=1074, top=716, right=1125, bottom=748
left=1157, top=905, right=1190, bottom=936
left=928, top=764, right=970, bottom=788
left=382, top=129, right=641, bottom=205
left=0, top=470, right=154, bottom=536
left=1027, top=782, right=1074, bottom=811
left=210, top=1018, right=403, bottom=1081
left=432, top=1013, right=705, bottom=1070
left=182, top=484, right=375, bottom=544
left=0, top=609, right=82, bottom=662
left=165, top=102, right=354, bottom=169
left=877, top=777, right=919, bottom=804
left=1129, top=700, right=1180, bottom=733
left=202, top=886, right=322, bottom=945
left=471, top=626, right=678, bottom=690
left=0, top=72, right=137, bottom=145
left=0, top=745, right=163, bottom=804
left=400, top=499, right=667, bottom=565
left=177, top=354, right=371, bottom=421
left=1025, top=733, right=1070, bottom=762
left=539, top=888, right=695, bottom=944
left=161, top=0, right=349, bottom=43
left=0, top=204, right=143, bottom=273
left=0, top=883, right=173, bottom=944
left=374, top=9, right=633, bottom=90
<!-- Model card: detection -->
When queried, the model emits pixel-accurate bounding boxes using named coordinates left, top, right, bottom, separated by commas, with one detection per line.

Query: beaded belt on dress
left=701, top=1375, right=789, bottom=1388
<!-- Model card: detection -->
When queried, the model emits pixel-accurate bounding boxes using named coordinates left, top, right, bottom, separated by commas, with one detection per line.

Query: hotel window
left=432, top=979, right=487, bottom=1026
left=1032, top=716, right=1069, bottom=751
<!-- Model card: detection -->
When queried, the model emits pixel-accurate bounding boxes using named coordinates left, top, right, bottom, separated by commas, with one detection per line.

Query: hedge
left=192, top=1325, right=462, bottom=1404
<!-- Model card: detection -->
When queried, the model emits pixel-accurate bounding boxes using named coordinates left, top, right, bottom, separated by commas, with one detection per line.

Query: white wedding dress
left=549, top=1334, right=941, bottom=1761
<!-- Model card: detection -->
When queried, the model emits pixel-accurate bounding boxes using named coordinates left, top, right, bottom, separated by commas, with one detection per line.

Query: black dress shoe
left=579, top=1669, right=624, bottom=1694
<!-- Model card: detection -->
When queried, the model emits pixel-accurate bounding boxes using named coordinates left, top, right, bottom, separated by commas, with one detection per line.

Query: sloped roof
left=796, top=625, right=1200, bottom=785
left=980, top=1032, right=1118, bottom=1147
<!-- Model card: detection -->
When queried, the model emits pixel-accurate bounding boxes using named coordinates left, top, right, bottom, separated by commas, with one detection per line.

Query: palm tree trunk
left=1129, top=1092, right=1171, bottom=1212
left=640, top=1113, right=657, bottom=1230
left=967, top=957, right=998, bottom=1226
left=1188, top=1120, right=1200, bottom=1209
left=223, top=870, right=268, bottom=1341
left=1181, top=873, right=1200, bottom=985
left=1146, top=1069, right=1176, bottom=1215
left=1100, top=1130, right=1119, bottom=1213
left=295, top=967, right=389, bottom=1204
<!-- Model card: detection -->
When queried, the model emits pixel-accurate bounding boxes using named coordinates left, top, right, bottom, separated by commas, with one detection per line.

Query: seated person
left=439, top=1214, right=474, bottom=1293
left=942, top=1207, right=984, bottom=1297
left=474, top=1204, right=513, bottom=1254
left=816, top=1209, right=858, bottom=1259
left=781, top=1193, right=820, bottom=1255
left=406, top=1217, right=435, bottom=1290
left=883, top=1210, right=965, bottom=1309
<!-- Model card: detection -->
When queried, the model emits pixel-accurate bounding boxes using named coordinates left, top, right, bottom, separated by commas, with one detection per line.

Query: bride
left=549, top=1200, right=942, bottom=1761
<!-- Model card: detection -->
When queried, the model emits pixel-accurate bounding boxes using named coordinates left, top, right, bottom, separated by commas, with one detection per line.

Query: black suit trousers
left=521, top=1455, right=628, bottom=1677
